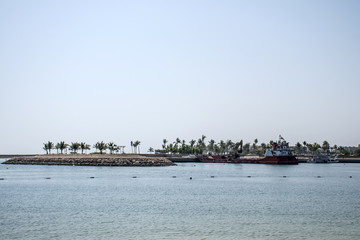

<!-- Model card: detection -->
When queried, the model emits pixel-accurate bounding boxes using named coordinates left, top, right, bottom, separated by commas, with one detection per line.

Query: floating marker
left=132, top=176, right=137, bottom=178
left=172, top=176, right=176, bottom=178
left=90, top=177, right=95, bottom=179
left=190, top=177, right=192, bottom=180
left=350, top=176, right=352, bottom=178
left=211, top=176, right=215, bottom=178
left=283, top=176, right=287, bottom=178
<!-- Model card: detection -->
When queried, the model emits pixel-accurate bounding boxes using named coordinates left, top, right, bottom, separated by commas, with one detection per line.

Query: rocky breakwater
left=2, top=154, right=176, bottom=167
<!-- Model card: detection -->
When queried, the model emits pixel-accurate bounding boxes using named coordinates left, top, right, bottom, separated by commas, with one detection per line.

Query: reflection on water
left=0, top=162, right=359, bottom=240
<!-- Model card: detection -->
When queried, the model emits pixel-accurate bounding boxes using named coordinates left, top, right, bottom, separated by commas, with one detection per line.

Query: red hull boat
left=197, top=136, right=298, bottom=165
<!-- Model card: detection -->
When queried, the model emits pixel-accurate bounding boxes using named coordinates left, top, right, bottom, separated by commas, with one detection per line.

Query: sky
left=0, top=0, right=359, bottom=154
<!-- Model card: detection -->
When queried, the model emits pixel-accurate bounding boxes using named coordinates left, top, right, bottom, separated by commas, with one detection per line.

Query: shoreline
left=2, top=154, right=360, bottom=164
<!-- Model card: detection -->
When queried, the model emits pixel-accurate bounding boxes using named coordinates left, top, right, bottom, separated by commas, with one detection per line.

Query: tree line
left=42, top=140, right=140, bottom=154
left=294, top=141, right=360, bottom=156
left=153, top=135, right=243, bottom=155
left=152, top=136, right=359, bottom=156
left=42, top=137, right=359, bottom=156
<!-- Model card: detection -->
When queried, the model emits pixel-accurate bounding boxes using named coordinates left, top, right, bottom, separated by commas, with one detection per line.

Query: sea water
left=0, top=160, right=359, bottom=240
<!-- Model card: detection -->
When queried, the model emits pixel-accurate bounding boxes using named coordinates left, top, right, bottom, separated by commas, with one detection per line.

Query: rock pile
left=2, top=154, right=175, bottom=167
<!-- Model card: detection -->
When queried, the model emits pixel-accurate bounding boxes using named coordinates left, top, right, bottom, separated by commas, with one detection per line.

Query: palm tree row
left=42, top=141, right=128, bottom=154
left=154, top=135, right=246, bottom=155
left=43, top=138, right=355, bottom=156
left=154, top=137, right=351, bottom=156
left=294, top=140, right=344, bottom=155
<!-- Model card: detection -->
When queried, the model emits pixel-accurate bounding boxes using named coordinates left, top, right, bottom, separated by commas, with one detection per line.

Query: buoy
left=211, top=176, right=215, bottom=178
left=90, top=177, right=95, bottom=179
left=283, top=176, right=287, bottom=178
left=132, top=176, right=137, bottom=178
left=45, top=177, right=51, bottom=179
left=190, top=177, right=192, bottom=180
left=350, top=176, right=352, bottom=178
left=0, top=178, right=4, bottom=180
left=247, top=176, right=251, bottom=178
left=172, top=176, right=176, bottom=178
left=317, top=176, right=321, bottom=178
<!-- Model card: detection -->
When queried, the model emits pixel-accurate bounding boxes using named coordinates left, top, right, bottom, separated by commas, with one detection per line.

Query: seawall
left=2, top=154, right=175, bottom=167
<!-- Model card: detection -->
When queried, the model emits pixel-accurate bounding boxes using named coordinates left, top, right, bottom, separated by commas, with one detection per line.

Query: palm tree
left=134, top=140, right=141, bottom=154
left=322, top=141, right=330, bottom=153
left=197, top=135, right=207, bottom=154
left=197, top=138, right=203, bottom=153
left=59, top=141, right=68, bottom=154
left=243, top=143, right=250, bottom=154
left=208, top=139, right=216, bottom=154
left=174, top=138, right=181, bottom=147
left=80, top=142, right=91, bottom=154
left=108, top=142, right=119, bottom=154
left=219, top=140, right=226, bottom=155
left=132, top=141, right=137, bottom=154
left=295, top=142, right=302, bottom=154
left=48, top=141, right=54, bottom=154
left=43, top=143, right=49, bottom=154
left=333, top=145, right=338, bottom=153
left=226, top=140, right=234, bottom=154
left=181, top=140, right=186, bottom=153
left=189, top=139, right=196, bottom=153
left=303, top=141, right=308, bottom=154
left=253, top=139, right=258, bottom=153
left=309, top=142, right=321, bottom=154
left=69, top=142, right=81, bottom=154
left=189, top=139, right=196, bottom=148
left=214, top=144, right=221, bottom=154
left=130, top=141, right=134, bottom=153
left=165, top=143, right=170, bottom=154
left=239, top=140, right=244, bottom=153
left=260, top=143, right=267, bottom=153
left=148, top=147, right=154, bottom=153
left=94, top=141, right=107, bottom=154
left=55, top=143, right=60, bottom=154
left=43, top=141, right=54, bottom=154
left=172, top=138, right=181, bottom=153
left=162, top=139, right=168, bottom=150
left=201, top=135, right=206, bottom=142
left=233, top=141, right=244, bottom=155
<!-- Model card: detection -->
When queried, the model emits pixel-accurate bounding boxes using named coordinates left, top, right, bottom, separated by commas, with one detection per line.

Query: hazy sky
left=1, top=0, right=359, bottom=154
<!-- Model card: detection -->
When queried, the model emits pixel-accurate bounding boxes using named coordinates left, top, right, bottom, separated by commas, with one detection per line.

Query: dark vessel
left=196, top=155, right=230, bottom=163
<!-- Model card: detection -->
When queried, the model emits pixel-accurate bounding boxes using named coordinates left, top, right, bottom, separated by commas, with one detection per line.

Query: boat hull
left=258, top=156, right=298, bottom=165
left=196, top=155, right=230, bottom=163
left=198, top=155, right=298, bottom=165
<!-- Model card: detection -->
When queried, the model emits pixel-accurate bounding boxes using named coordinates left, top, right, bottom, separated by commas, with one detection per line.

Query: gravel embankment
left=2, top=154, right=176, bottom=167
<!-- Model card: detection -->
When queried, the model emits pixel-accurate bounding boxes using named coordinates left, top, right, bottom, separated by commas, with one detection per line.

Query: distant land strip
left=1, top=154, right=360, bottom=164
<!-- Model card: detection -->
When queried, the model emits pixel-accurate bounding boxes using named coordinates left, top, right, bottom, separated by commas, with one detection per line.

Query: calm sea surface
left=0, top=160, right=359, bottom=240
